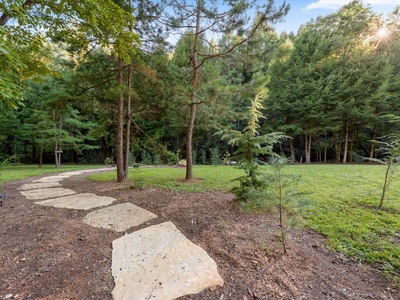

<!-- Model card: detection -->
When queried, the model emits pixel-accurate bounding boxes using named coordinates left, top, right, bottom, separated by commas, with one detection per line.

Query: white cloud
left=305, top=0, right=399, bottom=11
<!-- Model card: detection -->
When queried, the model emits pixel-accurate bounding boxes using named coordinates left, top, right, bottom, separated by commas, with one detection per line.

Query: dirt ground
left=0, top=171, right=399, bottom=300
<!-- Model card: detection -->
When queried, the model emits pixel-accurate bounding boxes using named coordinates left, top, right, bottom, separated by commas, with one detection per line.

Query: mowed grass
left=90, top=164, right=400, bottom=277
left=90, top=165, right=244, bottom=192
left=0, top=164, right=104, bottom=183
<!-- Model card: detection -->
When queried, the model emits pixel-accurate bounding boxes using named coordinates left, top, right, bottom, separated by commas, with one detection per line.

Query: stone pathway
left=17, top=169, right=223, bottom=300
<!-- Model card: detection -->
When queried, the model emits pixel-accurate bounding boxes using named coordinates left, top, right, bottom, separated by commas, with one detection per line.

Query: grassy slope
left=90, top=164, right=400, bottom=276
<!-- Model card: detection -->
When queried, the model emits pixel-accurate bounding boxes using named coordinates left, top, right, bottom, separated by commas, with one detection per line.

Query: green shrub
left=218, top=85, right=286, bottom=202
left=141, top=150, right=152, bottom=165
left=1, top=155, right=21, bottom=166
left=161, top=150, right=179, bottom=165
left=223, top=150, right=231, bottom=165
left=210, top=147, right=221, bottom=166
left=198, top=149, right=207, bottom=165
left=153, top=154, right=161, bottom=166
left=104, top=157, right=114, bottom=165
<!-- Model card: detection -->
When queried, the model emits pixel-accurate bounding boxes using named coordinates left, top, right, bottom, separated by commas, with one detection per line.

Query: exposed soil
left=0, top=171, right=399, bottom=300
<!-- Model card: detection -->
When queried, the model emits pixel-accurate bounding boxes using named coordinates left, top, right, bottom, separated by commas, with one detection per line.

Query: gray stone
left=111, top=221, right=224, bottom=300
left=32, top=175, right=71, bottom=183
left=20, top=187, right=76, bottom=200
left=84, top=203, right=157, bottom=232
left=60, top=168, right=116, bottom=177
left=35, top=193, right=115, bottom=210
left=19, top=182, right=62, bottom=190
left=60, top=171, right=86, bottom=176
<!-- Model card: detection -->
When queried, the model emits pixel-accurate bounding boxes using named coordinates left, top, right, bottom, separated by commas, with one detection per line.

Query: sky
left=273, top=0, right=399, bottom=34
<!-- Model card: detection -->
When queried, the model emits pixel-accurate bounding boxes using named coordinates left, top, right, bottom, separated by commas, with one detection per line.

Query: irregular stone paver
left=19, top=182, right=62, bottom=190
left=20, top=187, right=76, bottom=200
left=33, top=175, right=71, bottom=183
left=111, top=221, right=224, bottom=300
left=17, top=169, right=224, bottom=299
left=84, top=203, right=157, bottom=232
left=62, top=168, right=115, bottom=176
left=35, top=193, right=115, bottom=210
left=60, top=171, right=86, bottom=176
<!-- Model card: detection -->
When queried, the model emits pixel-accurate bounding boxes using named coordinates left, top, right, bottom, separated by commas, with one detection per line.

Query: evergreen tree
left=218, top=76, right=286, bottom=201
left=164, top=0, right=289, bottom=180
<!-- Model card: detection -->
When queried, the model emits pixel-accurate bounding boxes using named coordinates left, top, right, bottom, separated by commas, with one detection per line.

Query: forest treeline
left=1, top=1, right=399, bottom=173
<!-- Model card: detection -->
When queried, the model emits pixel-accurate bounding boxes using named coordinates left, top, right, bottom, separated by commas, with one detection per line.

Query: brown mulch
left=0, top=171, right=398, bottom=300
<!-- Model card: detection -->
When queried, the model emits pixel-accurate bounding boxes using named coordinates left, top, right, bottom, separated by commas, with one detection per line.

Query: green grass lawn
left=90, top=164, right=400, bottom=278
left=0, top=164, right=104, bottom=183
left=90, top=165, right=244, bottom=192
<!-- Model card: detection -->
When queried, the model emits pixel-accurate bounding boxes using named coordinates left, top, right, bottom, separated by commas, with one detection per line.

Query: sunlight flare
left=377, top=27, right=388, bottom=39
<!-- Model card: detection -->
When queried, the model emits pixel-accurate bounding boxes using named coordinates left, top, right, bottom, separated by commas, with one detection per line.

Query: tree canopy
left=0, top=0, right=399, bottom=171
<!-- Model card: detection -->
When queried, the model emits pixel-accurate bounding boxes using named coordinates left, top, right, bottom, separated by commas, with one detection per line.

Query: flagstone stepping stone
left=19, top=182, right=62, bottom=190
left=35, top=193, right=115, bottom=210
left=33, top=175, right=71, bottom=183
left=61, top=171, right=87, bottom=176
left=111, top=221, right=224, bottom=300
left=20, top=187, right=76, bottom=200
left=62, top=168, right=115, bottom=176
left=83, top=203, right=157, bottom=232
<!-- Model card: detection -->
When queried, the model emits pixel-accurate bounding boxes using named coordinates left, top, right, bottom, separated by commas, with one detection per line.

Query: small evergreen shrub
left=210, top=147, right=221, bottom=166
left=162, top=150, right=179, bottom=165
left=153, top=154, right=161, bottom=166
left=218, top=85, right=286, bottom=202
left=104, top=157, right=114, bottom=165
left=369, top=134, right=400, bottom=208
left=198, top=149, right=207, bottom=165
left=141, top=150, right=152, bottom=165
left=223, top=150, right=231, bottom=165
left=236, top=155, right=309, bottom=254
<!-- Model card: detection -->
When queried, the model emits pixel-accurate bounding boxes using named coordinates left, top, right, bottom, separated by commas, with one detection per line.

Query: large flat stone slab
left=35, top=193, right=115, bottom=210
left=60, top=171, right=86, bottom=176
left=111, top=221, right=224, bottom=300
left=20, top=188, right=76, bottom=200
left=19, top=182, right=62, bottom=190
left=33, top=175, right=71, bottom=183
left=62, top=168, right=115, bottom=176
left=84, top=203, right=157, bottom=232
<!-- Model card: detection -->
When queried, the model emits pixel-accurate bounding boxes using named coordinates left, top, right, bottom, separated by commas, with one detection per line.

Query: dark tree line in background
left=1, top=0, right=400, bottom=180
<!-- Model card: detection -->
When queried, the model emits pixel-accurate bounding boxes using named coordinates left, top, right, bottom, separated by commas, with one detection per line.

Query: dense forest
left=1, top=0, right=399, bottom=178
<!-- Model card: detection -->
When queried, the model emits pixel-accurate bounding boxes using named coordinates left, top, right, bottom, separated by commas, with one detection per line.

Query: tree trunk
left=53, top=110, right=57, bottom=167
left=289, top=138, right=295, bottom=163
left=279, top=142, right=284, bottom=156
left=349, top=130, right=354, bottom=162
left=124, top=63, right=132, bottom=178
left=370, top=126, right=377, bottom=160
left=343, top=119, right=349, bottom=163
left=57, top=115, right=62, bottom=167
left=53, top=110, right=61, bottom=168
left=305, top=133, right=312, bottom=163
left=324, top=132, right=328, bottom=163
left=333, top=132, right=341, bottom=163
left=116, top=57, right=125, bottom=182
left=354, top=127, right=359, bottom=162
left=379, top=160, right=391, bottom=208
left=39, top=144, right=43, bottom=168
left=185, top=2, right=201, bottom=180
